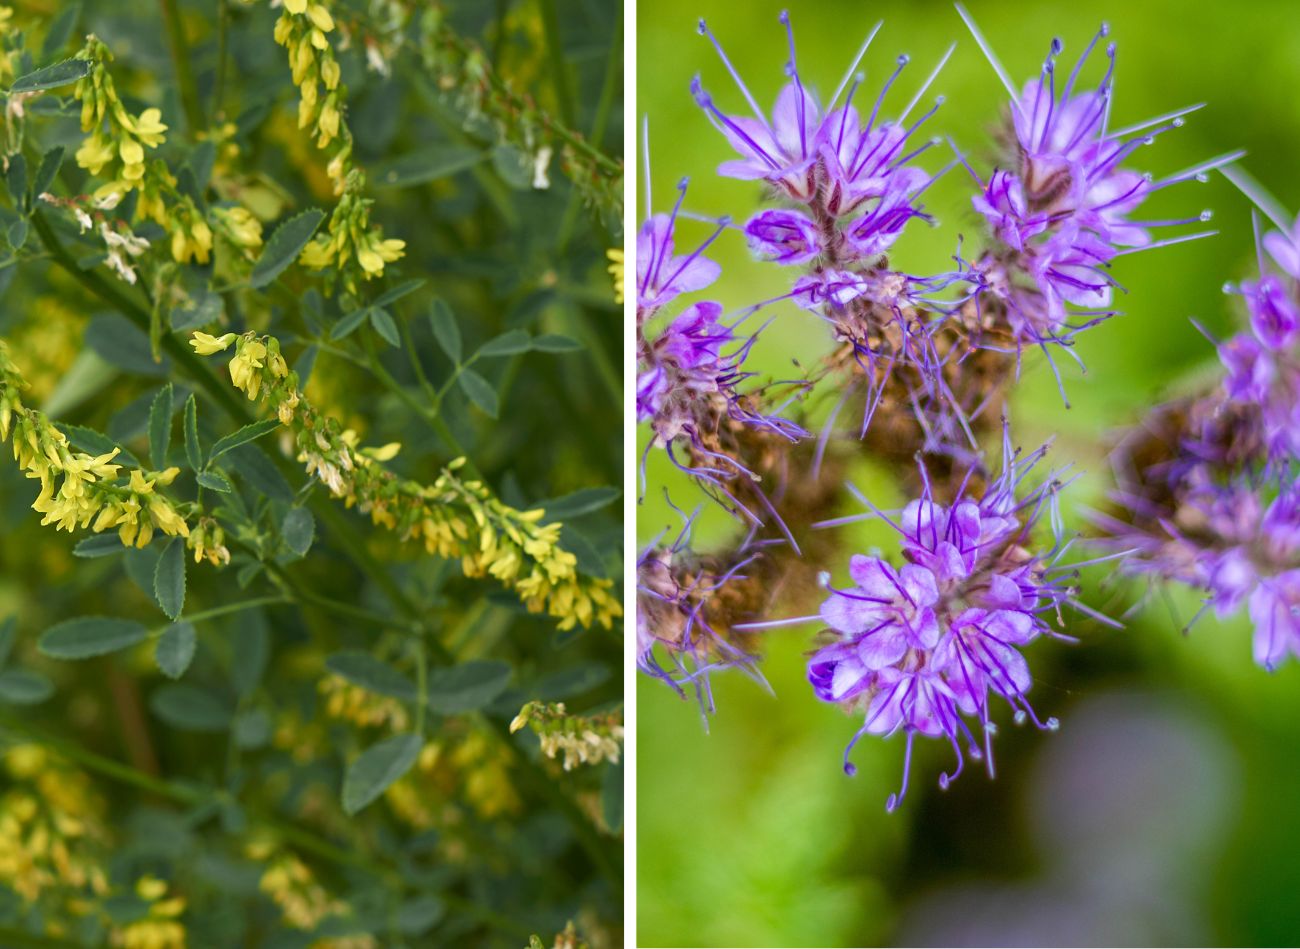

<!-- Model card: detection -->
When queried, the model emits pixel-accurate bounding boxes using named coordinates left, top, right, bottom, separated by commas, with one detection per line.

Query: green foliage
left=0, top=0, right=623, bottom=946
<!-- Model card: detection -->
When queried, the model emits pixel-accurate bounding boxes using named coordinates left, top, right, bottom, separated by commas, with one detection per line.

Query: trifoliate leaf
left=425, top=661, right=511, bottom=714
left=325, top=651, right=417, bottom=701
left=149, top=382, right=173, bottom=470
left=457, top=369, right=499, bottom=418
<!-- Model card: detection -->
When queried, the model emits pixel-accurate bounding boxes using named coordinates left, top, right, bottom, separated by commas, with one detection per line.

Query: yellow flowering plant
left=0, top=1, right=622, bottom=946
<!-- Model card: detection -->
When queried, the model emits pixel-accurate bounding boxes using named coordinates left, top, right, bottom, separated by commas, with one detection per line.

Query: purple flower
left=693, top=13, right=821, bottom=200
left=843, top=191, right=929, bottom=259
left=744, top=209, right=821, bottom=264
left=636, top=180, right=724, bottom=315
left=1264, top=216, right=1300, bottom=279
left=793, top=270, right=869, bottom=312
left=958, top=7, right=1235, bottom=350
left=804, top=436, right=1081, bottom=809
left=1249, top=573, right=1300, bottom=671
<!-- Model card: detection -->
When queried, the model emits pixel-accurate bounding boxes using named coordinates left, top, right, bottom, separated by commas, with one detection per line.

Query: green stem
left=538, top=0, right=577, bottom=128
left=158, top=0, right=204, bottom=136
left=214, top=0, right=231, bottom=120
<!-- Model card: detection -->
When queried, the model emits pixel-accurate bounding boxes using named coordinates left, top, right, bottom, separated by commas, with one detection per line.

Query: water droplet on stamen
left=697, top=19, right=707, bottom=34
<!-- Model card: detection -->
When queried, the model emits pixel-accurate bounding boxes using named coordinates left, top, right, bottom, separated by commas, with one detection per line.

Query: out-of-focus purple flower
left=1263, top=216, right=1300, bottom=279
left=800, top=435, right=1084, bottom=810
left=1248, top=573, right=1300, bottom=671
left=744, top=209, right=821, bottom=264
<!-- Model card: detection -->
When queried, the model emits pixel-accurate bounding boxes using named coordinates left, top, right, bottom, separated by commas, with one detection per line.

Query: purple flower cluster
left=1101, top=207, right=1300, bottom=670
left=799, top=436, right=1089, bottom=808
left=635, top=172, right=805, bottom=505
left=694, top=13, right=944, bottom=299
left=959, top=8, right=1234, bottom=350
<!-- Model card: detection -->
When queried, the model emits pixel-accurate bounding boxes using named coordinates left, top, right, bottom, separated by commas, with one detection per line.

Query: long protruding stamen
left=1108, top=102, right=1204, bottom=138
left=898, top=42, right=956, bottom=125
left=692, top=77, right=782, bottom=170
left=1153, top=149, right=1247, bottom=189
left=954, top=3, right=1024, bottom=117
left=1221, top=164, right=1292, bottom=232
left=1035, top=39, right=1063, bottom=152
left=1111, top=230, right=1217, bottom=255
left=829, top=20, right=884, bottom=109
left=697, top=19, right=771, bottom=132
left=835, top=72, right=865, bottom=156
left=1063, top=21, right=1109, bottom=99
left=868, top=54, right=909, bottom=134
left=779, top=11, right=810, bottom=158
left=641, top=115, right=653, bottom=219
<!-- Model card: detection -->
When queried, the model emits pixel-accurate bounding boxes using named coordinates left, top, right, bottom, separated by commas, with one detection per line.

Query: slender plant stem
left=214, top=0, right=231, bottom=120
left=158, top=0, right=205, bottom=136
left=538, top=0, right=577, bottom=128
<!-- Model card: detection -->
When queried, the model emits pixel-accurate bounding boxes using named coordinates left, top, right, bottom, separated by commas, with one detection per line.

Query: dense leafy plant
left=0, top=1, right=622, bottom=946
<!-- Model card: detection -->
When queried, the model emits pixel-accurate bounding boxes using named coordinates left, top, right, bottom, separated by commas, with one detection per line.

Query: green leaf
left=477, top=329, right=532, bottom=358
left=195, top=470, right=233, bottom=493
left=425, top=661, right=511, bottom=714
left=10, top=57, right=91, bottom=93
left=155, top=622, right=196, bottom=679
left=6, top=153, right=26, bottom=213
left=602, top=757, right=624, bottom=832
left=73, top=534, right=127, bottom=558
left=531, top=333, right=584, bottom=352
left=230, top=613, right=268, bottom=698
left=325, top=651, right=417, bottom=701
left=372, top=278, right=425, bottom=308
left=149, top=382, right=173, bottom=470
left=370, top=308, right=400, bottom=347
left=0, top=616, right=14, bottom=667
left=57, top=423, right=139, bottom=467
left=341, top=734, right=422, bottom=815
left=532, top=662, right=612, bottom=700
left=150, top=684, right=232, bottom=732
left=8, top=217, right=28, bottom=250
left=32, top=146, right=64, bottom=200
left=248, top=209, right=324, bottom=289
left=428, top=300, right=460, bottom=363
left=154, top=539, right=186, bottom=620
left=39, top=617, right=148, bottom=659
left=233, top=708, right=272, bottom=749
left=396, top=896, right=445, bottom=936
left=208, top=418, right=280, bottom=463
left=184, top=394, right=202, bottom=470
left=41, top=3, right=81, bottom=59
left=370, top=145, right=485, bottom=188
left=330, top=306, right=372, bottom=340
left=281, top=507, right=314, bottom=557
left=539, top=486, right=620, bottom=522
left=457, top=369, right=499, bottom=418
left=0, top=670, right=54, bottom=705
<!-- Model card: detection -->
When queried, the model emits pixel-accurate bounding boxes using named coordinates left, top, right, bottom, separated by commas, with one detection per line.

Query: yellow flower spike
left=190, top=331, right=236, bottom=355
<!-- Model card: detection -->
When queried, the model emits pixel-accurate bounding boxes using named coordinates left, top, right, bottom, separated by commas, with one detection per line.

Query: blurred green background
left=636, top=1, right=1300, bottom=946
